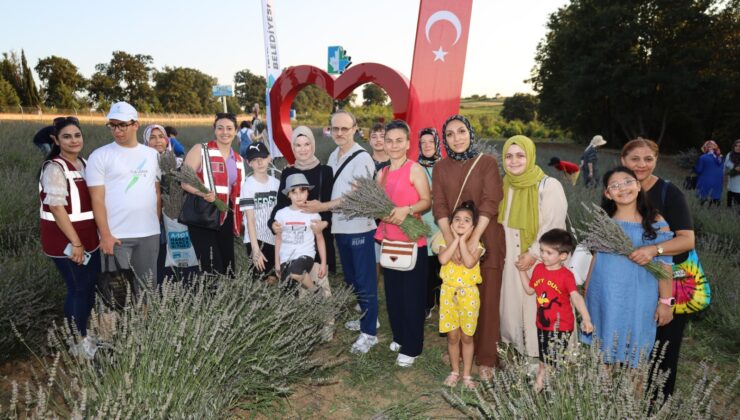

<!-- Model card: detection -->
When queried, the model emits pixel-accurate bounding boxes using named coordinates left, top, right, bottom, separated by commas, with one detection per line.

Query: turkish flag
left=406, top=0, right=473, bottom=158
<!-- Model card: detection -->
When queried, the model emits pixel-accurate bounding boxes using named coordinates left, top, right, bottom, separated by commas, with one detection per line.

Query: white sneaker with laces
left=344, top=318, right=380, bottom=331
left=389, top=341, right=401, bottom=352
left=350, top=333, right=378, bottom=354
left=396, top=353, right=415, bottom=367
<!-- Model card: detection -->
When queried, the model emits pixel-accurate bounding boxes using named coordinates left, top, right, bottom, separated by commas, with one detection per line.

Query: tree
left=234, top=69, right=265, bottom=111
left=362, top=83, right=387, bottom=106
left=0, top=52, right=23, bottom=103
left=501, top=93, right=538, bottom=123
left=154, top=67, right=218, bottom=114
left=20, top=50, right=41, bottom=108
left=292, top=85, right=334, bottom=114
left=530, top=0, right=739, bottom=149
left=0, top=76, right=20, bottom=111
left=88, top=51, right=156, bottom=111
left=35, top=56, right=87, bottom=109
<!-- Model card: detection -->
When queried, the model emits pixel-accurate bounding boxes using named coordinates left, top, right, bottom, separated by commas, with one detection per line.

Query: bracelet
left=72, top=244, right=83, bottom=247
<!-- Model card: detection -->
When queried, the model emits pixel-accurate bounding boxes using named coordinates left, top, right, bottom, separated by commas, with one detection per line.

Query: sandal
left=443, top=372, right=460, bottom=387
left=462, top=376, right=476, bottom=390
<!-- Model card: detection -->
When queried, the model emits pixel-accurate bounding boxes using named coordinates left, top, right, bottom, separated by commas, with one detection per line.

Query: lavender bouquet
left=166, top=164, right=229, bottom=212
left=579, top=203, right=671, bottom=281
left=336, top=175, right=430, bottom=241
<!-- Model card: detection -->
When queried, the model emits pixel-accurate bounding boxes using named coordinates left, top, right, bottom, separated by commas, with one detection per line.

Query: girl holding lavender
left=581, top=167, right=674, bottom=366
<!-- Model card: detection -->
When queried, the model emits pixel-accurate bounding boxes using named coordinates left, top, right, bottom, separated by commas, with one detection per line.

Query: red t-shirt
left=556, top=161, right=580, bottom=174
left=529, top=263, right=577, bottom=331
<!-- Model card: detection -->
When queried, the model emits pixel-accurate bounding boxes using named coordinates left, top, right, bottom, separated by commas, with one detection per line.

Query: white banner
left=261, top=0, right=283, bottom=158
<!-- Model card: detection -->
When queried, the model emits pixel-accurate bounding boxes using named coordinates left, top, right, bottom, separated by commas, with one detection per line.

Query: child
left=239, top=142, right=280, bottom=283
left=547, top=156, right=581, bottom=186
left=274, top=173, right=327, bottom=293
left=437, top=201, right=485, bottom=390
left=518, top=228, right=593, bottom=392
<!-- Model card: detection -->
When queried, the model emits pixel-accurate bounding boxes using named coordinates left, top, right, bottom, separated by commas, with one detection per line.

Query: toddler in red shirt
left=519, top=228, right=593, bottom=392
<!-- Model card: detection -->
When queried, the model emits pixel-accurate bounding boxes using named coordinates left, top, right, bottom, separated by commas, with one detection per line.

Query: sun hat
left=589, top=135, right=607, bottom=147
left=282, top=173, right=314, bottom=196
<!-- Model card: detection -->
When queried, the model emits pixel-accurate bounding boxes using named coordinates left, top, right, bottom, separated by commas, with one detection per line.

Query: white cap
left=107, top=101, right=138, bottom=121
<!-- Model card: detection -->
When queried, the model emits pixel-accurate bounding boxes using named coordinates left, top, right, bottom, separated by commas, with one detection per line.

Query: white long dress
left=499, top=176, right=568, bottom=357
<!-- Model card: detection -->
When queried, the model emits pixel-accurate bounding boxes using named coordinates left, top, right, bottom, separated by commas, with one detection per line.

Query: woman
left=268, top=126, right=335, bottom=294
left=581, top=167, right=673, bottom=367
left=418, top=127, right=442, bottom=317
left=238, top=120, right=253, bottom=161
left=182, top=113, right=245, bottom=275
left=694, top=140, right=724, bottom=207
left=621, top=138, right=695, bottom=398
left=432, top=115, right=505, bottom=378
left=39, top=116, right=100, bottom=343
left=580, top=135, right=607, bottom=188
left=499, top=135, right=568, bottom=359
left=726, top=139, right=740, bottom=209
left=375, top=120, right=431, bottom=367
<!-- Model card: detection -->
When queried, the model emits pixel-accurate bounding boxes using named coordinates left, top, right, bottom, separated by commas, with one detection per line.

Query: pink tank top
left=374, top=160, right=427, bottom=246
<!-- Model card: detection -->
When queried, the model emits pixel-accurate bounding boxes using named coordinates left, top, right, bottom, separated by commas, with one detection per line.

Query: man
left=547, top=156, right=581, bottom=186
left=299, top=111, right=379, bottom=354
left=163, top=126, right=186, bottom=157
left=369, top=122, right=389, bottom=172
left=87, top=102, right=161, bottom=290
left=33, top=124, right=55, bottom=155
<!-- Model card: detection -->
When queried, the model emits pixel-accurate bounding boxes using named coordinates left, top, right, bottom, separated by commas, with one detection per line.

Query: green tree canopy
left=88, top=51, right=157, bottom=112
left=0, top=76, right=21, bottom=111
left=292, top=84, right=334, bottom=114
left=0, top=52, right=23, bottom=105
left=362, top=83, right=387, bottom=106
left=234, top=69, right=265, bottom=111
left=20, top=50, right=41, bottom=108
left=154, top=67, right=218, bottom=114
left=531, top=0, right=740, bottom=149
left=501, top=93, right=538, bottom=123
left=35, top=55, right=87, bottom=109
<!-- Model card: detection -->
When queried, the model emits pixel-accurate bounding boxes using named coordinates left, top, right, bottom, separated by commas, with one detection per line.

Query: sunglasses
left=53, top=116, right=80, bottom=125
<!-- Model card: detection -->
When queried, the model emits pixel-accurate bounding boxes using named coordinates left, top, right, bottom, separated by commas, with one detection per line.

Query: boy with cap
left=240, top=142, right=280, bottom=282
left=273, top=174, right=327, bottom=293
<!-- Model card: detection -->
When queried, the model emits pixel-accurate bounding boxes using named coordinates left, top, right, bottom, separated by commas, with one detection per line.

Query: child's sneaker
left=344, top=318, right=380, bottom=331
left=81, top=336, right=98, bottom=360
left=389, top=341, right=401, bottom=352
left=396, top=353, right=415, bottom=367
left=350, top=333, right=378, bottom=354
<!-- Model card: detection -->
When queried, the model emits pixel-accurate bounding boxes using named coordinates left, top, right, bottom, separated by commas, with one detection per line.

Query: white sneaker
left=81, top=336, right=98, bottom=360
left=396, top=353, right=415, bottom=367
left=389, top=341, right=401, bottom=352
left=350, top=333, right=378, bottom=354
left=344, top=318, right=380, bottom=331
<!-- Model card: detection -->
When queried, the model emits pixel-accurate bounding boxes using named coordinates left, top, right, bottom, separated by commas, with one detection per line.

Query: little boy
left=519, top=228, right=593, bottom=392
left=240, top=142, right=280, bottom=282
left=548, top=157, right=581, bottom=186
left=274, top=173, right=327, bottom=293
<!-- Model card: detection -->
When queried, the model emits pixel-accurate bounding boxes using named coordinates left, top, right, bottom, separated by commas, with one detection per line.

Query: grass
left=0, top=120, right=738, bottom=417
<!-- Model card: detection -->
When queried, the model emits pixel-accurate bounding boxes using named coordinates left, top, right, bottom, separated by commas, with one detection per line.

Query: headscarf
left=417, top=127, right=441, bottom=168
left=498, top=135, right=546, bottom=252
left=291, top=126, right=320, bottom=170
left=142, top=124, right=170, bottom=151
left=441, top=115, right=479, bottom=161
left=730, top=139, right=740, bottom=167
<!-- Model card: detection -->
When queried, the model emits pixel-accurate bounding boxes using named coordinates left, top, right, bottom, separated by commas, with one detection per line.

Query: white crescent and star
left=425, top=10, right=462, bottom=62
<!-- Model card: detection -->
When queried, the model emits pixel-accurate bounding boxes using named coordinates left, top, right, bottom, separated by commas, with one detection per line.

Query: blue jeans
left=335, top=231, right=377, bottom=336
left=52, top=251, right=101, bottom=336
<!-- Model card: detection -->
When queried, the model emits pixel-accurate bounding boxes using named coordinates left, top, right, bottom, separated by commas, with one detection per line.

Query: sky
left=0, top=0, right=568, bottom=98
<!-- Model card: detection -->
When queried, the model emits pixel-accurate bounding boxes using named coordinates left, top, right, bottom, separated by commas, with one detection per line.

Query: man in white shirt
left=86, top=102, right=161, bottom=290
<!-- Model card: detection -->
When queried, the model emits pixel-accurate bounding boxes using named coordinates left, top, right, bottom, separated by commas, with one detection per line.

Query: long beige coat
left=499, top=176, right=568, bottom=357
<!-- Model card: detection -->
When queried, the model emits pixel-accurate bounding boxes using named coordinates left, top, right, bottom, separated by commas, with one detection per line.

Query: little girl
left=437, top=201, right=485, bottom=390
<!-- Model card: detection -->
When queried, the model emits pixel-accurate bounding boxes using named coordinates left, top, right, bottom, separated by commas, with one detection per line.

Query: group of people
left=692, top=139, right=740, bottom=208
left=40, top=103, right=700, bottom=400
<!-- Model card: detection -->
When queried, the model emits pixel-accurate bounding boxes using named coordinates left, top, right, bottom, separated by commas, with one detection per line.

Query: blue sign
left=327, top=46, right=351, bottom=74
left=212, top=85, right=234, bottom=97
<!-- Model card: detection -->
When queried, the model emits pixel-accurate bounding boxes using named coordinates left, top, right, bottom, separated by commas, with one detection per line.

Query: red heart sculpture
left=269, top=63, right=410, bottom=162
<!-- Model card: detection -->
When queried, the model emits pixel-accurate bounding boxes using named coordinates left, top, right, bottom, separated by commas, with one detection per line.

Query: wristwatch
left=659, top=297, right=675, bottom=306
left=656, top=245, right=664, bottom=256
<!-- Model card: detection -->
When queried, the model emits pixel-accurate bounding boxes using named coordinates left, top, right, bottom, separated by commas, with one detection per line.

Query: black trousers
left=383, top=249, right=428, bottom=357
left=651, top=313, right=690, bottom=399
left=426, top=255, right=441, bottom=311
left=188, top=213, right=234, bottom=276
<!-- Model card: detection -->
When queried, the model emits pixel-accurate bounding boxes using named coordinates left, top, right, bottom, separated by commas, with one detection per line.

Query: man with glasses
left=86, top=102, right=161, bottom=291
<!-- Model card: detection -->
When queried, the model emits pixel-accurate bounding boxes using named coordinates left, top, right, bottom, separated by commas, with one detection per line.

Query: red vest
left=39, top=157, right=99, bottom=256
left=198, top=141, right=245, bottom=235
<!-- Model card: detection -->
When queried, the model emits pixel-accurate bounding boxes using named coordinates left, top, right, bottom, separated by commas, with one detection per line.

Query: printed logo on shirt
left=125, top=159, right=148, bottom=192
left=282, top=222, right=307, bottom=244
left=253, top=191, right=277, bottom=209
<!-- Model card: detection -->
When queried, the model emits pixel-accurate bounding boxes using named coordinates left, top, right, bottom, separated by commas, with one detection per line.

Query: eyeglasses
left=53, top=116, right=80, bottom=125
left=607, top=178, right=637, bottom=191
left=106, top=121, right=136, bottom=131
left=331, top=126, right=354, bottom=134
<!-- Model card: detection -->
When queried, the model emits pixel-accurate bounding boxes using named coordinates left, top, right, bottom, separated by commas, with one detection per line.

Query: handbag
left=430, top=154, right=483, bottom=254
left=672, top=250, right=711, bottom=314
left=97, top=255, right=135, bottom=310
left=178, top=144, right=221, bottom=230
left=380, top=239, right=418, bottom=271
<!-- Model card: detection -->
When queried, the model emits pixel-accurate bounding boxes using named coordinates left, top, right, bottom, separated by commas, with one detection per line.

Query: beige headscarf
left=291, top=126, right=320, bottom=170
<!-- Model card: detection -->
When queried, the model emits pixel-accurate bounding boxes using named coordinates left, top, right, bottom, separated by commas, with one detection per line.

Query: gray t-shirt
left=328, top=143, right=377, bottom=234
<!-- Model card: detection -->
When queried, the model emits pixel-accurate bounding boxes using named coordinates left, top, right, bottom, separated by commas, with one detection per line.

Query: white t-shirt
left=239, top=175, right=279, bottom=245
left=85, top=142, right=161, bottom=238
left=274, top=206, right=320, bottom=262
left=327, top=143, right=377, bottom=234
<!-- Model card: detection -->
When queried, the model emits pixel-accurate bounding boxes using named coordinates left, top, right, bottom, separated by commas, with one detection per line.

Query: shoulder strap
left=452, top=154, right=483, bottom=210
left=201, top=143, right=216, bottom=190
left=333, top=149, right=366, bottom=181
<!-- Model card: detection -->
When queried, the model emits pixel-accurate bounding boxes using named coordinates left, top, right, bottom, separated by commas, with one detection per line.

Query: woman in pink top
left=375, top=120, right=432, bottom=367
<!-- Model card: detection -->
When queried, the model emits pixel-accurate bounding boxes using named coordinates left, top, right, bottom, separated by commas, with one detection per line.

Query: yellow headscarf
left=498, top=135, right=546, bottom=252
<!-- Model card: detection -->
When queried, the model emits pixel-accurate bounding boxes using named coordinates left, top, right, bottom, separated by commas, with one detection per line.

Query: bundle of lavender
left=158, top=151, right=185, bottom=218
left=578, top=202, right=671, bottom=280
left=167, top=164, right=229, bottom=212
left=336, top=174, right=430, bottom=241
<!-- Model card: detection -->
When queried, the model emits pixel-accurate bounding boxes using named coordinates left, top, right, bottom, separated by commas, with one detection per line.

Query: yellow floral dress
left=438, top=240, right=484, bottom=336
